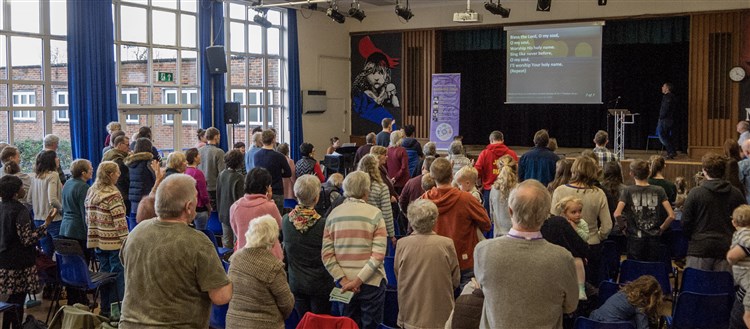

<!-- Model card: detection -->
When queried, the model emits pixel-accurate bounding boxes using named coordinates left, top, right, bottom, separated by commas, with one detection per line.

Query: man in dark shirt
left=658, top=82, right=677, bottom=159
left=355, top=132, right=377, bottom=166
left=253, top=129, right=291, bottom=214
left=376, top=118, right=393, bottom=147
left=518, top=129, right=559, bottom=186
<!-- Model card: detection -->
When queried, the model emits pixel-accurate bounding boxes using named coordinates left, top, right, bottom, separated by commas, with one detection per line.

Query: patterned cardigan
left=85, top=186, right=128, bottom=251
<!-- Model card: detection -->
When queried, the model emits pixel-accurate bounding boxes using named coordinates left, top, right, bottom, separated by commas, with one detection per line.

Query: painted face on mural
left=367, top=68, right=385, bottom=91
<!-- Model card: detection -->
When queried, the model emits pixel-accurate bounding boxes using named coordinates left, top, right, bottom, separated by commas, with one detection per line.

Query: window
left=225, top=5, right=287, bottom=144
left=12, top=91, right=36, bottom=121
left=53, top=91, right=68, bottom=122
left=121, top=89, right=140, bottom=123
left=163, top=89, right=199, bottom=124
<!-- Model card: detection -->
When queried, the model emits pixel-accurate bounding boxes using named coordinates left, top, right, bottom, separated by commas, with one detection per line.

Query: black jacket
left=0, top=200, right=36, bottom=270
left=125, top=152, right=155, bottom=205
left=682, top=179, right=746, bottom=259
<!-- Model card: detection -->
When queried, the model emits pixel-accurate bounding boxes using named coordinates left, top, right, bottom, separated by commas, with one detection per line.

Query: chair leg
left=45, top=284, right=61, bottom=324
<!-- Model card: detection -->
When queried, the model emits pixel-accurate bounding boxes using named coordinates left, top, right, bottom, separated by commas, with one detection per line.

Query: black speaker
left=224, top=102, right=240, bottom=124
left=536, top=0, right=551, bottom=11
left=206, top=46, right=227, bottom=74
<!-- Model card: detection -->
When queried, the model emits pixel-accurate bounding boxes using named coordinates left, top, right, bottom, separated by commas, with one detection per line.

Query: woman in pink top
left=185, top=148, right=211, bottom=230
left=229, top=167, right=283, bottom=260
left=386, top=130, right=410, bottom=193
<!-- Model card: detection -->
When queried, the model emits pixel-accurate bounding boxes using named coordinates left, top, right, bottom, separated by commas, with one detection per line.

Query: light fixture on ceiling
left=395, top=0, right=413, bottom=21
left=253, top=9, right=273, bottom=28
left=348, top=0, right=366, bottom=22
left=484, top=0, right=510, bottom=18
left=327, top=1, right=346, bottom=24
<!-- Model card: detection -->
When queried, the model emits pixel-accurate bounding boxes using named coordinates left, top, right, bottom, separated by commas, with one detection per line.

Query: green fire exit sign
left=157, top=72, right=174, bottom=82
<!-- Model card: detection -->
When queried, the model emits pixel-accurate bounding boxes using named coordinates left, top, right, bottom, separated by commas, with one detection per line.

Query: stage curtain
left=67, top=1, right=117, bottom=167
left=442, top=28, right=502, bottom=52
left=288, top=9, right=303, bottom=161
left=199, top=0, right=228, bottom=150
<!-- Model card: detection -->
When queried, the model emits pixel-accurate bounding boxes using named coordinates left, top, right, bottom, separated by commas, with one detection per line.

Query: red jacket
left=421, top=186, right=491, bottom=270
left=474, top=143, right=518, bottom=190
left=386, top=146, right=410, bottom=189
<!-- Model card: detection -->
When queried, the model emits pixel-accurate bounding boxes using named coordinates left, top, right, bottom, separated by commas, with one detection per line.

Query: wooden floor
left=463, top=145, right=702, bottom=189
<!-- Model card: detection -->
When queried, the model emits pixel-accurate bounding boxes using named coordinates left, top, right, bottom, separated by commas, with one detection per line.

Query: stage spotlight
left=348, top=1, right=366, bottom=22
left=395, top=4, right=413, bottom=21
left=484, top=1, right=510, bottom=18
left=253, top=13, right=273, bottom=28
left=327, top=7, right=346, bottom=24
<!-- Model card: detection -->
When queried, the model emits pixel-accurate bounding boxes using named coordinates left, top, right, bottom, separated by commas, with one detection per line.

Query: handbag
left=22, top=315, right=48, bottom=329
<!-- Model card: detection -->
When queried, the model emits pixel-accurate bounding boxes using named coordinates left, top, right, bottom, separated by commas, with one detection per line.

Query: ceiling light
left=348, top=1, right=366, bottom=22
left=327, top=7, right=346, bottom=24
left=484, top=1, right=510, bottom=17
left=395, top=0, right=413, bottom=21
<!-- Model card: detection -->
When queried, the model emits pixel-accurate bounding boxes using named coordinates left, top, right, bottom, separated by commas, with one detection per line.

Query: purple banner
left=429, top=73, right=461, bottom=150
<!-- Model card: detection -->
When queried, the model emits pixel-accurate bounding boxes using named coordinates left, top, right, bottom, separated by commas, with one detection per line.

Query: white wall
left=297, top=11, right=351, bottom=161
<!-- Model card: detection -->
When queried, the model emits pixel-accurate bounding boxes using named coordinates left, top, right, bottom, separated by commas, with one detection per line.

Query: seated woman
left=395, top=199, right=460, bottom=329
left=295, top=143, right=325, bottom=182
left=0, top=176, right=56, bottom=329
left=589, top=275, right=662, bottom=329
left=326, top=137, right=340, bottom=155
left=227, top=215, right=294, bottom=329
left=281, top=175, right=333, bottom=316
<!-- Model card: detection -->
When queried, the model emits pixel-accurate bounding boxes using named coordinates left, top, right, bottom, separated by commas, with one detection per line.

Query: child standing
left=590, top=275, right=663, bottom=329
left=614, top=159, right=675, bottom=261
left=727, top=205, right=750, bottom=328
left=555, top=196, right=589, bottom=300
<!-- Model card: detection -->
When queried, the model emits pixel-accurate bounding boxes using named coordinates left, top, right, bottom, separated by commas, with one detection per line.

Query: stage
left=462, top=145, right=703, bottom=189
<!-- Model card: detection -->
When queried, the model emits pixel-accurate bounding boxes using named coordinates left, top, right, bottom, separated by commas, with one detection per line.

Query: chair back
left=207, top=211, right=223, bottom=236
left=618, top=260, right=672, bottom=295
left=574, top=316, right=635, bottom=329
left=53, top=238, right=84, bottom=256
left=295, top=312, right=359, bottom=329
left=679, top=267, right=734, bottom=295
left=200, top=229, right=220, bottom=248
left=671, top=292, right=732, bottom=329
left=54, top=252, right=93, bottom=290
left=384, top=256, right=397, bottom=288
left=209, top=304, right=228, bottom=329
left=600, top=240, right=620, bottom=281
left=285, top=308, right=301, bottom=329
left=597, top=281, right=622, bottom=308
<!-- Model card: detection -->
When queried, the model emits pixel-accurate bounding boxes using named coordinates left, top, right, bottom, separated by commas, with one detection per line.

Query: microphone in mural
left=352, top=36, right=401, bottom=132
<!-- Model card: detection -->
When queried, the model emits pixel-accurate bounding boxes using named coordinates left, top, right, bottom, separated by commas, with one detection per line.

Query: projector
left=453, top=11, right=481, bottom=23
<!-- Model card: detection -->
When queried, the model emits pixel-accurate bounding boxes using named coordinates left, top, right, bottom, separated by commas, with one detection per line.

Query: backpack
left=314, top=186, right=333, bottom=215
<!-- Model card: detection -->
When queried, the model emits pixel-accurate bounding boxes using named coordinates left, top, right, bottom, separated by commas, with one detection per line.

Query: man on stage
left=658, top=82, right=677, bottom=159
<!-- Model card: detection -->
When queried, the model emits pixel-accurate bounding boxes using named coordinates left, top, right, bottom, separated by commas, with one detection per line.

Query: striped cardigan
left=86, top=186, right=128, bottom=251
left=322, top=198, right=387, bottom=287
left=367, top=181, right=395, bottom=237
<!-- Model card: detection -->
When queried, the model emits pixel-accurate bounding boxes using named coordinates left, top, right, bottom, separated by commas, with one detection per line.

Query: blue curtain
left=67, top=1, right=117, bottom=167
left=199, top=0, right=228, bottom=150
left=287, top=9, right=303, bottom=161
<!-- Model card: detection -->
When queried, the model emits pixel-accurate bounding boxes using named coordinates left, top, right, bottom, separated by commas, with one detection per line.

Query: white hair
left=244, top=215, right=279, bottom=249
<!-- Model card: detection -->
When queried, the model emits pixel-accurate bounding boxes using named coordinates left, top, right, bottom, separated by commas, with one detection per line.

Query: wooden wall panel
left=688, top=12, right=744, bottom=158
left=401, top=30, right=437, bottom=139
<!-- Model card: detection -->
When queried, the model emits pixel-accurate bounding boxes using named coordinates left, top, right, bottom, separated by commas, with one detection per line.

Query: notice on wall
left=429, top=73, right=461, bottom=150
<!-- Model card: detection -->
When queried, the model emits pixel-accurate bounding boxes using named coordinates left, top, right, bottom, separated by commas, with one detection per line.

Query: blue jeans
left=95, top=249, right=124, bottom=315
left=338, top=279, right=385, bottom=329
left=34, top=220, right=61, bottom=256
left=657, top=119, right=675, bottom=156
left=193, top=211, right=209, bottom=230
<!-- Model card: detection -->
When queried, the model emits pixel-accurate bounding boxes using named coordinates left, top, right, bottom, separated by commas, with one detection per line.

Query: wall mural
left=351, top=34, right=402, bottom=136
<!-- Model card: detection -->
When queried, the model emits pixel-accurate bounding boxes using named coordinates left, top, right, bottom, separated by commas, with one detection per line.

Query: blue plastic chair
left=200, top=229, right=233, bottom=256
left=54, top=251, right=117, bottom=316
left=679, top=267, right=734, bottom=295
left=598, top=281, right=622, bottom=308
left=383, top=288, right=399, bottom=328
left=209, top=303, right=228, bottom=329
left=207, top=211, right=224, bottom=236
left=574, top=316, right=635, bottom=329
left=666, top=292, right=733, bottom=329
left=0, top=301, right=19, bottom=328
left=384, top=256, right=397, bottom=288
left=618, top=260, right=672, bottom=296
left=284, top=308, right=301, bottom=329
left=283, top=199, right=298, bottom=209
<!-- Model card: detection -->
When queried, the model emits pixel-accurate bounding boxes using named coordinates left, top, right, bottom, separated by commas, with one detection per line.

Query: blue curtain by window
left=288, top=9, right=303, bottom=161
left=67, top=1, right=117, bottom=167
left=199, top=0, right=228, bottom=150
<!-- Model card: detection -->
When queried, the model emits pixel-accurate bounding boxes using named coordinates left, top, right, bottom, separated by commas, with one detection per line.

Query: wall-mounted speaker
left=224, top=102, right=240, bottom=124
left=536, top=0, right=551, bottom=11
left=206, top=46, right=227, bottom=74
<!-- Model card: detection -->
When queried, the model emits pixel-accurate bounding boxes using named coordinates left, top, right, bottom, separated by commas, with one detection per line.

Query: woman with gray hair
left=448, top=141, right=472, bottom=175
left=281, top=175, right=334, bottom=315
left=387, top=130, right=410, bottom=192
left=394, top=199, right=460, bottom=329
left=227, top=215, right=294, bottom=329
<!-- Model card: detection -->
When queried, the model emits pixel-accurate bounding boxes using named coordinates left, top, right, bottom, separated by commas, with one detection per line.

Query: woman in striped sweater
left=358, top=154, right=396, bottom=246
left=86, top=161, right=128, bottom=317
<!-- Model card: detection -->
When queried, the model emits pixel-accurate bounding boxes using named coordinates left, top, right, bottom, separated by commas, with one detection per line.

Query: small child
left=420, top=173, right=435, bottom=192
left=590, top=275, right=663, bottom=329
left=727, top=205, right=750, bottom=328
left=555, top=196, right=589, bottom=300
left=673, top=176, right=688, bottom=210
left=454, top=165, right=482, bottom=204
left=614, top=159, right=675, bottom=261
